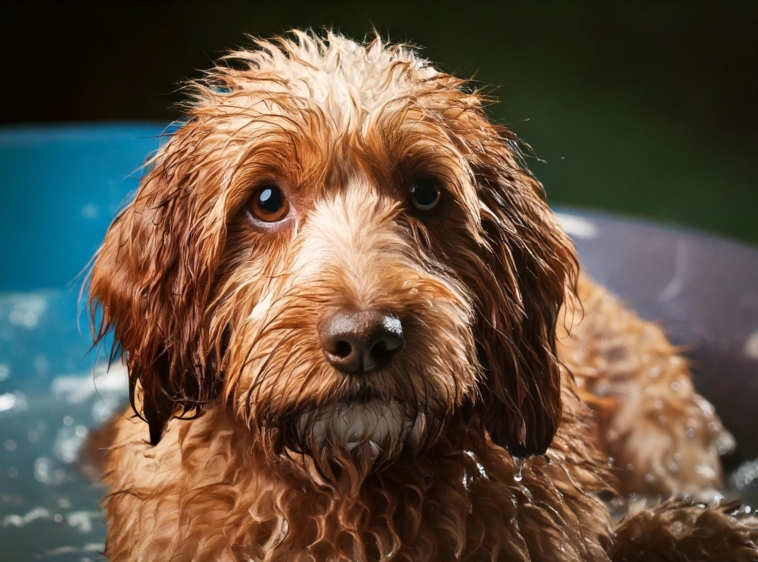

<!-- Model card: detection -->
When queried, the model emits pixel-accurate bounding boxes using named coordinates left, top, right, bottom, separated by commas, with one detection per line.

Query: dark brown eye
left=250, top=184, right=290, bottom=223
left=410, top=178, right=441, bottom=211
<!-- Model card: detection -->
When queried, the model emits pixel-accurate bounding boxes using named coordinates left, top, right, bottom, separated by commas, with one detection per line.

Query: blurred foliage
left=2, top=1, right=756, bottom=242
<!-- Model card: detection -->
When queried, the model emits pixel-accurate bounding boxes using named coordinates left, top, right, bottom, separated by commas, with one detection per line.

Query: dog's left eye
left=410, top=178, right=441, bottom=211
left=250, top=185, right=290, bottom=223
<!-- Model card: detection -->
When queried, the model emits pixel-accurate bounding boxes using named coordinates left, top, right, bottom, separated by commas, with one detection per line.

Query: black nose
left=319, top=310, right=404, bottom=374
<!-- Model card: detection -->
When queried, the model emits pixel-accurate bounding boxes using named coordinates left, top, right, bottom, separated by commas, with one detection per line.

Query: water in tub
left=0, top=290, right=128, bottom=561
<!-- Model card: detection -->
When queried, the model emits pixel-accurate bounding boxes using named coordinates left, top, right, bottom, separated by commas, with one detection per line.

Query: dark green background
left=2, top=1, right=756, bottom=242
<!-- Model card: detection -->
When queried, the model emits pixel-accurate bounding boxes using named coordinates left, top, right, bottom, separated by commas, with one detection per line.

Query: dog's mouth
left=260, top=397, right=437, bottom=491
left=338, top=384, right=383, bottom=404
left=298, top=399, right=417, bottom=449
left=253, top=375, right=449, bottom=483
left=278, top=394, right=439, bottom=466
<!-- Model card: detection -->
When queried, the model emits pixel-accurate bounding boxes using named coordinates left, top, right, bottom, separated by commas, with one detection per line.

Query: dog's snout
left=319, top=310, right=404, bottom=374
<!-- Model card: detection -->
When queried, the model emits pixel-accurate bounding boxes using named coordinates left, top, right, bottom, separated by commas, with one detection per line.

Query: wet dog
left=89, top=31, right=758, bottom=561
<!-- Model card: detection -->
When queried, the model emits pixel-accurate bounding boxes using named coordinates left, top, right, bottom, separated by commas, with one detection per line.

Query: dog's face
left=90, top=33, right=576, bottom=478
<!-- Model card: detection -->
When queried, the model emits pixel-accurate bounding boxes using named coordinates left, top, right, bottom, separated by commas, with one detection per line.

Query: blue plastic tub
left=0, top=125, right=162, bottom=562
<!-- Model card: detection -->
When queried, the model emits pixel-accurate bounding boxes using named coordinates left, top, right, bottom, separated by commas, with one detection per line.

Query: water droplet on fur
left=716, top=431, right=736, bottom=455
left=730, top=458, right=758, bottom=491
left=514, top=458, right=524, bottom=482
left=695, top=464, right=717, bottom=480
left=686, top=428, right=696, bottom=438
left=648, top=366, right=662, bottom=378
left=644, top=473, right=655, bottom=483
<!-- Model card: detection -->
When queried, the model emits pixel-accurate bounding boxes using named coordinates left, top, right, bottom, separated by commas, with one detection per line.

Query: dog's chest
left=105, top=413, right=610, bottom=561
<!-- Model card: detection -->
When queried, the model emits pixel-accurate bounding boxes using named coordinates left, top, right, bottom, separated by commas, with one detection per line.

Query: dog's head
left=90, top=32, right=576, bottom=479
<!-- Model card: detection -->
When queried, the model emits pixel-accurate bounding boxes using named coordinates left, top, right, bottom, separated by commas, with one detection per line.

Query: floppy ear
left=461, top=121, right=578, bottom=457
left=89, top=128, right=226, bottom=445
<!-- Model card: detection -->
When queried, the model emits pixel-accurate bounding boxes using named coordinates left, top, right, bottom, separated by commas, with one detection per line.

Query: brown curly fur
left=88, top=31, right=757, bottom=561
left=559, top=276, right=735, bottom=498
left=612, top=500, right=758, bottom=562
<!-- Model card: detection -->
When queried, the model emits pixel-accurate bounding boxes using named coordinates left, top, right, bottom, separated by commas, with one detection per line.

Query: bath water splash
left=0, top=291, right=112, bottom=392
left=730, top=457, right=758, bottom=510
left=0, top=362, right=128, bottom=561
left=1, top=287, right=129, bottom=562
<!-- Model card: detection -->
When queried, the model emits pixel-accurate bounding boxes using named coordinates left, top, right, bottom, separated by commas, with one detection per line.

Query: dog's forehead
left=196, top=34, right=479, bottom=164
left=183, top=34, right=483, bottom=205
left=275, top=42, right=435, bottom=119
left=219, top=34, right=441, bottom=128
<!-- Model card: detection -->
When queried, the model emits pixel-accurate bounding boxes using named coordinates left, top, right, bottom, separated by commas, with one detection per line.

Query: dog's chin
left=288, top=399, right=437, bottom=469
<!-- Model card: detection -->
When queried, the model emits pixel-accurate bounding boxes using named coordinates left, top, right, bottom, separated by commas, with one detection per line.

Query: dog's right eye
left=249, top=185, right=290, bottom=223
left=410, top=177, right=442, bottom=212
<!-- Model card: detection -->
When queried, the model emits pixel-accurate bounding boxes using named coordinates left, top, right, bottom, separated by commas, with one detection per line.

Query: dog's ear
left=458, top=119, right=578, bottom=457
left=89, top=130, right=226, bottom=445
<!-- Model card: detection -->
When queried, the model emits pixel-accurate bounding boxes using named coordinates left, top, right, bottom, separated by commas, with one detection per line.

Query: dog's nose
left=319, top=310, right=404, bottom=374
